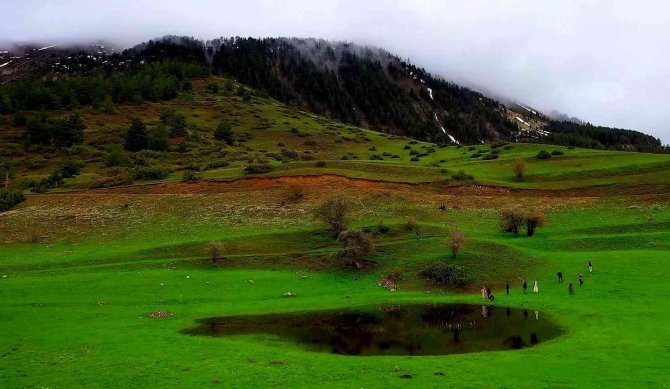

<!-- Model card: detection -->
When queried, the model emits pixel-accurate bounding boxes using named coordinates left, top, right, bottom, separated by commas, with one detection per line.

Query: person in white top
left=533, top=280, right=539, bottom=293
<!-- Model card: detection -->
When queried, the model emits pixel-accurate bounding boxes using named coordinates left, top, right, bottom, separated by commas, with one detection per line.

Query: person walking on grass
left=588, top=261, right=593, bottom=273
left=557, top=271, right=563, bottom=283
left=578, top=273, right=584, bottom=287
left=569, top=281, right=574, bottom=295
left=522, top=279, right=528, bottom=294
left=505, top=282, right=510, bottom=295
left=481, top=286, right=487, bottom=300
left=533, top=280, right=539, bottom=293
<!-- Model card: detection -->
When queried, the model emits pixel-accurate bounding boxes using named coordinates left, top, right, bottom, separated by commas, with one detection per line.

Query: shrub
left=403, top=218, right=417, bottom=232
left=536, top=150, right=552, bottom=160
left=208, top=240, right=225, bottom=263
left=205, top=82, right=220, bottom=94
left=214, top=122, right=234, bottom=145
left=285, top=182, right=306, bottom=201
left=377, top=220, right=390, bottom=234
left=0, top=189, right=25, bottom=211
left=181, top=170, right=199, bottom=182
left=551, top=150, right=564, bottom=156
left=513, top=157, right=526, bottom=182
left=148, top=124, right=169, bottom=151
left=314, top=197, right=350, bottom=237
left=524, top=209, right=546, bottom=236
left=410, top=157, right=420, bottom=161
left=447, top=230, right=466, bottom=258
left=133, top=167, right=170, bottom=181
left=337, top=229, right=374, bottom=270
left=451, top=170, right=474, bottom=181
left=315, top=161, right=326, bottom=167
left=106, top=147, right=132, bottom=167
left=501, top=209, right=525, bottom=237
left=244, top=163, right=272, bottom=175
left=370, top=154, right=384, bottom=160
left=60, top=160, right=81, bottom=178
left=420, top=263, right=468, bottom=287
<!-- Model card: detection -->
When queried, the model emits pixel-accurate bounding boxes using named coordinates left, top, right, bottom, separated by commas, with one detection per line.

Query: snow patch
left=427, top=87, right=433, bottom=101
left=0, top=61, right=11, bottom=68
left=433, top=113, right=460, bottom=144
left=37, top=45, right=57, bottom=51
left=515, top=117, right=530, bottom=126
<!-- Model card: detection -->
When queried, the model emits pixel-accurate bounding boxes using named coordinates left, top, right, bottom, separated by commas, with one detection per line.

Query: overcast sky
left=2, top=0, right=669, bottom=143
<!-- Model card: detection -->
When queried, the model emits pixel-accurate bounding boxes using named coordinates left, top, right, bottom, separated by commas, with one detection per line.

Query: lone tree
left=524, top=209, right=546, bottom=237
left=337, top=229, right=374, bottom=269
left=513, top=157, right=526, bottom=182
left=207, top=240, right=225, bottom=263
left=447, top=230, right=466, bottom=258
left=501, top=209, right=525, bottom=237
left=314, top=196, right=350, bottom=237
left=125, top=117, right=148, bottom=151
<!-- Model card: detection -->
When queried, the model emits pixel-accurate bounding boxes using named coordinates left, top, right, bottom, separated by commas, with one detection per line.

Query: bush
left=0, top=189, right=25, bottom=211
left=536, top=150, right=552, bottom=160
left=551, top=150, right=564, bottom=156
left=244, top=163, right=272, bottom=175
left=214, top=122, right=234, bottom=144
left=207, top=240, right=225, bottom=263
left=447, top=230, right=466, bottom=258
left=181, top=170, right=199, bottom=182
left=405, top=218, right=418, bottom=232
left=337, top=229, right=374, bottom=269
left=285, top=182, right=306, bottom=201
left=132, top=167, right=170, bottom=181
left=315, top=161, right=326, bottom=167
left=451, top=170, right=474, bottom=181
left=501, top=209, right=525, bottom=236
left=60, top=160, right=81, bottom=178
left=377, top=220, right=390, bottom=234
left=420, top=263, right=468, bottom=287
left=513, top=157, right=526, bottom=182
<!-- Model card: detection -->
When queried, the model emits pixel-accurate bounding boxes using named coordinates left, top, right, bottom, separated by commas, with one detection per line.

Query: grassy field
left=1, top=77, right=670, bottom=388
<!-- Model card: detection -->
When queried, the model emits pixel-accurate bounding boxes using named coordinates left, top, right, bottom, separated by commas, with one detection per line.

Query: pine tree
left=125, top=117, right=148, bottom=151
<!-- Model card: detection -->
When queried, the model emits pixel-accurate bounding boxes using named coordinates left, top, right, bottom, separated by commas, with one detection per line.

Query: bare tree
left=337, top=229, right=374, bottom=269
left=314, top=196, right=350, bottom=237
left=524, top=209, right=546, bottom=237
left=501, top=209, right=525, bottom=237
left=447, top=230, right=466, bottom=258
left=513, top=158, right=526, bottom=182
left=208, top=240, right=225, bottom=263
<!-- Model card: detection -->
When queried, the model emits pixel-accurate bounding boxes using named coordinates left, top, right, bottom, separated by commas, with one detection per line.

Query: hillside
left=2, top=36, right=666, bottom=152
left=1, top=74, right=670, bottom=195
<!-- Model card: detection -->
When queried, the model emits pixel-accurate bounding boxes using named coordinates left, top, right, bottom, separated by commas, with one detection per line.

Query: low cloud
left=2, top=0, right=668, bottom=142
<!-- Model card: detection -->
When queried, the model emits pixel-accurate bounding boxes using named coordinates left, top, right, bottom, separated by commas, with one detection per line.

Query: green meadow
left=1, top=77, right=670, bottom=388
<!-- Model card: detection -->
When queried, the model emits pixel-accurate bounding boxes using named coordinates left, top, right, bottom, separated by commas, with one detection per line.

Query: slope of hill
left=1, top=74, right=669, bottom=195
left=2, top=35, right=665, bottom=152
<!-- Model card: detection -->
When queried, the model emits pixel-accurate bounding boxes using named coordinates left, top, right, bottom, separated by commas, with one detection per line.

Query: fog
left=1, top=0, right=668, bottom=142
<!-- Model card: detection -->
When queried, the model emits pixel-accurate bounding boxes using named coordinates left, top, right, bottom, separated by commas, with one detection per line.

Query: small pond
left=182, top=303, right=562, bottom=356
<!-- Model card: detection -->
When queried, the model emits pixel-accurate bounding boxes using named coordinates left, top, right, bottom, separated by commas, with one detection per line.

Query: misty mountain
left=1, top=35, right=665, bottom=152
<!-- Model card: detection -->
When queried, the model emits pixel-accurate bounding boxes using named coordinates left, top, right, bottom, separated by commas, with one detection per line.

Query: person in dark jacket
left=557, top=271, right=563, bottom=283
left=505, top=282, right=510, bottom=295
left=522, top=280, right=528, bottom=294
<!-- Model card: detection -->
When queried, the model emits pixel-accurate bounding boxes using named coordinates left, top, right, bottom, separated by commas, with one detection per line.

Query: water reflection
left=182, top=303, right=562, bottom=356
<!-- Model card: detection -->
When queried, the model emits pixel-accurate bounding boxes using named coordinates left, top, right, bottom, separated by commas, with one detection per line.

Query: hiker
left=578, top=273, right=584, bottom=287
left=481, top=286, right=487, bottom=300
left=588, top=261, right=593, bottom=273
left=569, top=282, right=574, bottom=294
left=557, top=271, right=563, bottom=283
left=505, top=282, right=510, bottom=295
left=533, top=280, right=539, bottom=293
left=415, top=231, right=420, bottom=240
left=522, top=280, right=528, bottom=294
left=486, top=287, right=492, bottom=299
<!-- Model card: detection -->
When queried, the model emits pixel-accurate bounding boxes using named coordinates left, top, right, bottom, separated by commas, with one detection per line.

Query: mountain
left=0, top=35, right=666, bottom=152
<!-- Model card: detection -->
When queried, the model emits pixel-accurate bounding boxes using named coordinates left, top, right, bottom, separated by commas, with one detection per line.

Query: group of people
left=490, top=261, right=593, bottom=299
